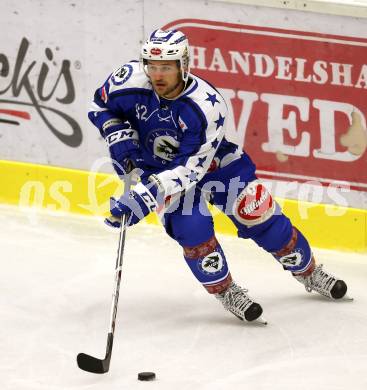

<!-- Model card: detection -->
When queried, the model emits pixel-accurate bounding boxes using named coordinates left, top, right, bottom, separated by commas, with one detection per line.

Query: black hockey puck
left=138, top=372, right=156, bottom=381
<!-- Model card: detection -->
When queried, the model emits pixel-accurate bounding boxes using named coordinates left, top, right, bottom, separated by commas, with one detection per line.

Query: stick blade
left=77, top=353, right=110, bottom=374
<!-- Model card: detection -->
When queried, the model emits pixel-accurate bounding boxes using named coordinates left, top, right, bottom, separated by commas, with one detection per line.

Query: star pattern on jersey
left=205, top=92, right=220, bottom=107
left=196, top=156, right=207, bottom=168
left=211, top=138, right=220, bottom=149
left=214, top=113, right=225, bottom=130
left=185, top=170, right=199, bottom=183
left=172, top=177, right=183, bottom=187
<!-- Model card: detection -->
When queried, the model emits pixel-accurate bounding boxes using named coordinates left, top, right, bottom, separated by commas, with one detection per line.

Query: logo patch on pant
left=233, top=181, right=275, bottom=226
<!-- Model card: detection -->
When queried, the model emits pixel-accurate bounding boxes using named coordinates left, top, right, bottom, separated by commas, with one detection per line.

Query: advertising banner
left=0, top=0, right=142, bottom=171
left=164, top=19, right=367, bottom=193
left=1, top=0, right=366, bottom=208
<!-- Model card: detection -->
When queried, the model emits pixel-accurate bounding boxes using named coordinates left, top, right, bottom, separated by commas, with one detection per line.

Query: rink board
left=1, top=1, right=367, bottom=210
left=0, top=159, right=365, bottom=252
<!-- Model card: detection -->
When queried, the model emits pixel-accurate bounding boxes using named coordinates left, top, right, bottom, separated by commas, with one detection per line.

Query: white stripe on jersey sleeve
left=90, top=102, right=109, bottom=113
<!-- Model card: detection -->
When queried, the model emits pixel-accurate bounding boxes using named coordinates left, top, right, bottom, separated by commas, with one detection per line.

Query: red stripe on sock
left=183, top=236, right=218, bottom=259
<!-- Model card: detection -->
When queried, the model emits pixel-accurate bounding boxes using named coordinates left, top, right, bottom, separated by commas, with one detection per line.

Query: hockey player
left=88, top=28, right=348, bottom=323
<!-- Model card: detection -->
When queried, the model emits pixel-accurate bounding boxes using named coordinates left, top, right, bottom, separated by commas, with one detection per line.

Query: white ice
left=1, top=204, right=367, bottom=390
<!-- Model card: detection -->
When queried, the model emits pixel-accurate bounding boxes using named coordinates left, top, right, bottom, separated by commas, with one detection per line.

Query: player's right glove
left=103, top=120, right=143, bottom=176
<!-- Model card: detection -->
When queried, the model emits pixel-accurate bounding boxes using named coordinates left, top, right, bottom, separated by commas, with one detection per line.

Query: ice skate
left=215, top=281, right=266, bottom=324
left=293, top=264, right=351, bottom=300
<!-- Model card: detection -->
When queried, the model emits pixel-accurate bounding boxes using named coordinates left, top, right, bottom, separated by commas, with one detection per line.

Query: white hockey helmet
left=141, top=29, right=190, bottom=82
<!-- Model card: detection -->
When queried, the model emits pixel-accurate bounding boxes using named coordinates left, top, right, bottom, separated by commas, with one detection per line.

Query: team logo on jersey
left=147, top=129, right=180, bottom=162
left=278, top=250, right=303, bottom=267
left=111, top=64, right=133, bottom=86
left=199, top=252, right=224, bottom=275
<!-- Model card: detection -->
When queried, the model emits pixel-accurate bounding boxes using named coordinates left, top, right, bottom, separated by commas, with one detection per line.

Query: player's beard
left=163, top=79, right=183, bottom=98
left=154, top=74, right=184, bottom=99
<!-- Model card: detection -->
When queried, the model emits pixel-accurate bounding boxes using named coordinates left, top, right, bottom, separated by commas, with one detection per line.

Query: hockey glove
left=119, top=152, right=145, bottom=176
left=103, top=121, right=142, bottom=176
left=105, top=182, right=159, bottom=228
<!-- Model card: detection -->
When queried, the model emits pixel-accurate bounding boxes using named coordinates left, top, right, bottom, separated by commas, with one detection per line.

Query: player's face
left=146, top=60, right=184, bottom=99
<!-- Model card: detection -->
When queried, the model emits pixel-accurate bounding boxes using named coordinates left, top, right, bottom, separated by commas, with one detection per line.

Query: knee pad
left=273, top=227, right=313, bottom=273
left=232, top=180, right=276, bottom=226
left=183, top=236, right=232, bottom=294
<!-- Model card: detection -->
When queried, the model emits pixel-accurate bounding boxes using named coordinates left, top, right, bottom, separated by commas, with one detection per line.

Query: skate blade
left=343, top=295, right=354, bottom=302
left=256, top=316, right=268, bottom=325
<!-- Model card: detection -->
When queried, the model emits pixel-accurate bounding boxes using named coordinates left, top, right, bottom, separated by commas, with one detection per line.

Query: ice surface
left=1, top=204, right=366, bottom=390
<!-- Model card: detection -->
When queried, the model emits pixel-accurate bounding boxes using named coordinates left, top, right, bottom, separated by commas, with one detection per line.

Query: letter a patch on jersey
left=178, top=116, right=188, bottom=132
left=101, top=86, right=108, bottom=103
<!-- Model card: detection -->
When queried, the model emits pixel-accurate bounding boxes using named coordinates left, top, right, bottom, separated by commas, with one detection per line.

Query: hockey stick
left=77, top=178, right=131, bottom=374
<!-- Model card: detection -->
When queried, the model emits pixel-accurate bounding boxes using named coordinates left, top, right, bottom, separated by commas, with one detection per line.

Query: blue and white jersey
left=89, top=60, right=242, bottom=196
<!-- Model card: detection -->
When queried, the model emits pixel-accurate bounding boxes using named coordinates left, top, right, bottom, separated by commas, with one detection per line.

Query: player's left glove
left=105, top=182, right=159, bottom=228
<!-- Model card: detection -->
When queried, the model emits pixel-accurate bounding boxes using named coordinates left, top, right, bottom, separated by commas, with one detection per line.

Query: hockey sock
left=183, top=236, right=232, bottom=294
left=293, top=256, right=316, bottom=276
left=272, top=227, right=313, bottom=274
